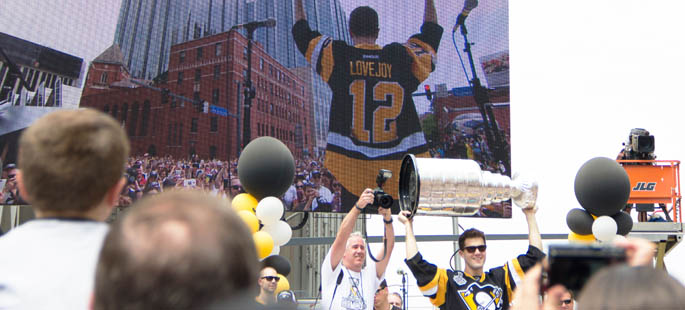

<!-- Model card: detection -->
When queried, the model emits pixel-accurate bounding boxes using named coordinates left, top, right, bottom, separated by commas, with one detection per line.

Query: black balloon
left=262, top=255, right=291, bottom=276
left=238, top=137, right=295, bottom=200
left=566, top=208, right=594, bottom=235
left=574, top=157, right=631, bottom=216
left=612, top=211, right=634, bottom=236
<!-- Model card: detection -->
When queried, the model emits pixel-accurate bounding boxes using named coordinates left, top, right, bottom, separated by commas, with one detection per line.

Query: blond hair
left=18, top=109, right=129, bottom=212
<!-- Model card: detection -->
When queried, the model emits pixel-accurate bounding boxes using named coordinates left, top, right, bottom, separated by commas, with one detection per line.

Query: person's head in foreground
left=577, top=265, right=685, bottom=310
left=17, top=108, right=129, bottom=219
left=93, top=190, right=258, bottom=310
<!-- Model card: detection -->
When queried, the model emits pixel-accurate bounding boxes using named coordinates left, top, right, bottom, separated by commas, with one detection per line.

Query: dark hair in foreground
left=458, top=228, right=486, bottom=250
left=578, top=265, right=685, bottom=310
left=94, top=190, right=259, bottom=310
left=349, top=6, right=379, bottom=37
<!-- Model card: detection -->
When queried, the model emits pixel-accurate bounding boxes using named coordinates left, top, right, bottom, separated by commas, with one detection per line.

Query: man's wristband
left=383, top=217, right=393, bottom=224
left=355, top=204, right=364, bottom=211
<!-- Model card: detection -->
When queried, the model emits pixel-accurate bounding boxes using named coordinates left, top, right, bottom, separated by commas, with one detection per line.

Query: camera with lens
left=620, top=128, right=655, bottom=160
left=366, top=169, right=394, bottom=213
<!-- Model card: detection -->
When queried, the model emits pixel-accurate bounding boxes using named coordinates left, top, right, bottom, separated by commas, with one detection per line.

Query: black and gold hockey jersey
left=292, top=20, right=443, bottom=205
left=405, top=246, right=545, bottom=310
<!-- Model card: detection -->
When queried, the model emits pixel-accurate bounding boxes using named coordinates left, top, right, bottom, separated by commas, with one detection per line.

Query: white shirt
left=282, top=185, right=297, bottom=210
left=321, top=248, right=383, bottom=310
left=0, top=219, right=109, bottom=310
left=311, top=185, right=333, bottom=211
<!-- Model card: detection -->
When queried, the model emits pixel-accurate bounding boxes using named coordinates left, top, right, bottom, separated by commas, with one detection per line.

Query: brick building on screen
left=80, top=29, right=315, bottom=160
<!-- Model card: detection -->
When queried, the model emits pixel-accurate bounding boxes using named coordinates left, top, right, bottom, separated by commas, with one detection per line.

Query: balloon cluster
left=231, top=137, right=295, bottom=289
left=567, top=157, right=633, bottom=243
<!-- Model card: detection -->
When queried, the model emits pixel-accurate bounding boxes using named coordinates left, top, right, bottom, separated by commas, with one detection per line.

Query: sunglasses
left=261, top=276, right=280, bottom=282
left=231, top=185, right=243, bottom=190
left=561, top=299, right=572, bottom=305
left=296, top=185, right=303, bottom=188
left=8, top=174, right=16, bottom=179
left=462, top=245, right=487, bottom=253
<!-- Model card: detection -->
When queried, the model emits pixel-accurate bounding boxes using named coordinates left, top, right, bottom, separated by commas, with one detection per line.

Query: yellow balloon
left=238, top=210, right=259, bottom=233
left=253, top=231, right=274, bottom=260
left=232, top=193, right=258, bottom=213
left=568, top=231, right=595, bottom=244
left=276, top=274, right=290, bottom=294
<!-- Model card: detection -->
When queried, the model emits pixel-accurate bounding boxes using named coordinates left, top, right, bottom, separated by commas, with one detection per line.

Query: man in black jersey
left=292, top=0, right=442, bottom=213
left=398, top=206, right=544, bottom=310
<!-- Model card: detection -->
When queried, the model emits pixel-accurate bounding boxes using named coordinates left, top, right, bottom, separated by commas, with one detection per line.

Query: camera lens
left=380, top=194, right=394, bottom=208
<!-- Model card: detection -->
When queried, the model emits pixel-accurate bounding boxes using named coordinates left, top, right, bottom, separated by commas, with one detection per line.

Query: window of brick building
left=191, top=118, right=198, bottom=133
left=210, top=116, right=218, bottom=132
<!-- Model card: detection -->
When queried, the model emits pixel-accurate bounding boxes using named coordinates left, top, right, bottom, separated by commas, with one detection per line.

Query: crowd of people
left=430, top=126, right=509, bottom=175
left=110, top=152, right=343, bottom=213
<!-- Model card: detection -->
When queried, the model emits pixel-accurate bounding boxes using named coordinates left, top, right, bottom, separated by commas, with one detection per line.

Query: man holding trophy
left=395, top=154, right=544, bottom=310
left=398, top=205, right=543, bottom=310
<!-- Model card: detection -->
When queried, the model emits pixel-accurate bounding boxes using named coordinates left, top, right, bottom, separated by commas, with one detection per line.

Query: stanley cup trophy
left=398, top=154, right=538, bottom=217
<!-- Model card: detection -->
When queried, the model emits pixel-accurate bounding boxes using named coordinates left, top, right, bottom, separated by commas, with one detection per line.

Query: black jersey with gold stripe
left=292, top=20, right=443, bottom=204
left=405, top=246, right=545, bottom=310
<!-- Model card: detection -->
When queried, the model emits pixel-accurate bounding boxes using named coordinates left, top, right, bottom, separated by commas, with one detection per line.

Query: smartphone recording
left=547, top=244, right=626, bottom=293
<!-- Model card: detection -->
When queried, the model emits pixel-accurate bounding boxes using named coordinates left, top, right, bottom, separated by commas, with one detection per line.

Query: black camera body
left=366, top=169, right=394, bottom=213
left=546, top=244, right=626, bottom=293
left=621, top=128, right=655, bottom=160
left=373, top=188, right=393, bottom=209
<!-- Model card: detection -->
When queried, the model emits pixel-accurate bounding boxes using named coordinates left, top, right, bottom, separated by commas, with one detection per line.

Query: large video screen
left=0, top=0, right=510, bottom=218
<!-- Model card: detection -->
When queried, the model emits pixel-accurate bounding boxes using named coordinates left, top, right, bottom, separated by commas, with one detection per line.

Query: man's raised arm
left=398, top=211, right=418, bottom=259
left=523, top=206, right=542, bottom=250
left=328, top=189, right=374, bottom=271
left=424, top=0, right=437, bottom=24
left=374, top=207, right=395, bottom=278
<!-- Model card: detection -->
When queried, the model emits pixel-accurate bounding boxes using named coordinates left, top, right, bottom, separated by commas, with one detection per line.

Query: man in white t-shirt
left=321, top=188, right=395, bottom=310
left=0, top=109, right=129, bottom=310
left=309, top=170, right=333, bottom=211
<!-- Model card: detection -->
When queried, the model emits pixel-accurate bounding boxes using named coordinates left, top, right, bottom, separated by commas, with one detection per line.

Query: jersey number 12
left=349, top=80, right=404, bottom=143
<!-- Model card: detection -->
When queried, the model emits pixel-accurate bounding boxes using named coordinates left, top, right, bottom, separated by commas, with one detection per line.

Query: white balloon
left=592, top=216, right=618, bottom=242
left=256, top=197, right=284, bottom=226
left=612, top=234, right=627, bottom=243
left=269, top=245, right=280, bottom=256
left=263, top=220, right=293, bottom=246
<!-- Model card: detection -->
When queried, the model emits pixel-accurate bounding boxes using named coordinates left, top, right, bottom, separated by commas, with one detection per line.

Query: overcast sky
left=2, top=1, right=685, bottom=308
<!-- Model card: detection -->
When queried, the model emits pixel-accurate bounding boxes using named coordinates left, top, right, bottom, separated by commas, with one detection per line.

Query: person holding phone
left=511, top=238, right=670, bottom=310
left=398, top=205, right=544, bottom=310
